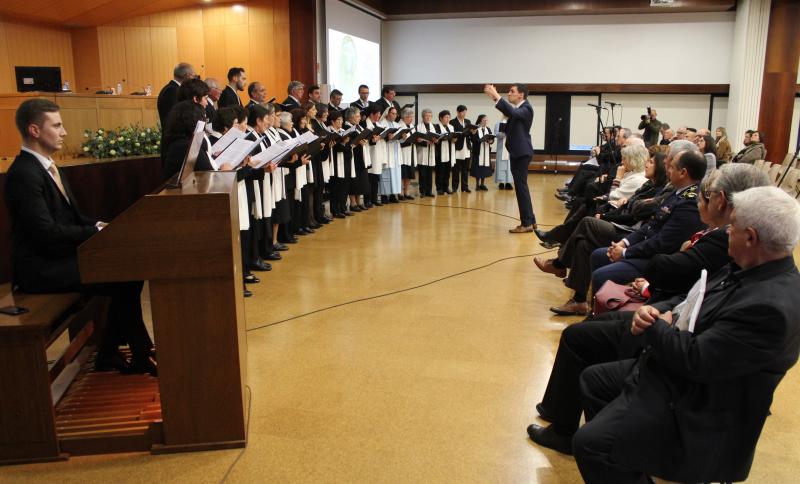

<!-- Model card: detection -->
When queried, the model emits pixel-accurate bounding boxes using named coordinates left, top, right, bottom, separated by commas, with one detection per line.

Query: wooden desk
left=0, top=92, right=158, bottom=158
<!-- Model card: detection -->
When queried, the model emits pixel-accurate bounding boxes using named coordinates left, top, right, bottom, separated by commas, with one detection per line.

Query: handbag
left=593, top=280, right=647, bottom=315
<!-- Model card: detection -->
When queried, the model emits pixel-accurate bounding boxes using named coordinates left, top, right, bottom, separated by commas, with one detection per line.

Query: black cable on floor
left=220, top=384, right=252, bottom=484
left=246, top=247, right=557, bottom=333
left=403, top=201, right=555, bottom=227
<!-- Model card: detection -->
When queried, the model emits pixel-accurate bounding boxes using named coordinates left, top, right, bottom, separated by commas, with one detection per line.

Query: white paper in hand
left=218, top=137, right=259, bottom=167
left=210, top=128, right=246, bottom=156
left=674, top=269, right=707, bottom=333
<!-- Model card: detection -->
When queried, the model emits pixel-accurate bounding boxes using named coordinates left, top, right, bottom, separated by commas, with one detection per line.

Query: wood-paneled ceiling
left=0, top=0, right=239, bottom=27
left=354, top=0, right=736, bottom=20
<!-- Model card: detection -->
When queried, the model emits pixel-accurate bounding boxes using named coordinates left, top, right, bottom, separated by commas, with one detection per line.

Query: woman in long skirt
left=399, top=107, right=417, bottom=199
left=470, top=114, right=494, bottom=191
left=494, top=118, right=512, bottom=190
left=379, top=106, right=402, bottom=203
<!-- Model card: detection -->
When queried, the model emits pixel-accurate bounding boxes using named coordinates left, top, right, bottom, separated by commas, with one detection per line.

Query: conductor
left=484, top=83, right=536, bottom=233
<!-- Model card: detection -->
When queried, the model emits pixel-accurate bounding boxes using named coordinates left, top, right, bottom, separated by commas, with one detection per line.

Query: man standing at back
left=484, top=83, right=536, bottom=233
left=157, top=62, right=195, bottom=126
left=219, top=67, right=246, bottom=108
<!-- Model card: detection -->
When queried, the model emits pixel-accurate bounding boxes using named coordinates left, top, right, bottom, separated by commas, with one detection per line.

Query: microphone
left=605, top=101, right=622, bottom=107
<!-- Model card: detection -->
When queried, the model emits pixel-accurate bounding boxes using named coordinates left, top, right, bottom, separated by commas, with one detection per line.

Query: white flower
left=84, top=132, right=89, bottom=138
left=118, top=137, right=124, bottom=142
left=109, top=149, right=116, bottom=155
left=83, top=146, right=89, bottom=152
left=109, top=140, right=115, bottom=145
left=135, top=142, right=140, bottom=147
left=97, top=129, right=104, bottom=134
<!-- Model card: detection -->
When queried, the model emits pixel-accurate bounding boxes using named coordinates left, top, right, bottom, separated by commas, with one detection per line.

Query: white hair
left=621, top=144, right=648, bottom=172
left=401, top=107, right=414, bottom=118
left=279, top=112, right=292, bottom=127
left=732, top=186, right=800, bottom=253
left=421, top=108, right=432, bottom=117
left=668, top=139, right=699, bottom=158
left=711, top=163, right=770, bottom=202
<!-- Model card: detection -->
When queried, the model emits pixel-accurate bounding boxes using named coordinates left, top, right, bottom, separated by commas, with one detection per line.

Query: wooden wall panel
left=123, top=27, right=154, bottom=93
left=201, top=25, right=227, bottom=82
left=1, top=21, right=75, bottom=91
left=149, top=27, right=178, bottom=89
left=0, top=23, right=14, bottom=93
left=272, top=0, right=291, bottom=98
left=71, top=27, right=102, bottom=93
left=97, top=27, right=128, bottom=91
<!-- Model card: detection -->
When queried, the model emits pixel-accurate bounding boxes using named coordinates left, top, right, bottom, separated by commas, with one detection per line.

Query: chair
left=777, top=167, right=800, bottom=196
left=767, top=163, right=781, bottom=184
left=753, top=159, right=765, bottom=170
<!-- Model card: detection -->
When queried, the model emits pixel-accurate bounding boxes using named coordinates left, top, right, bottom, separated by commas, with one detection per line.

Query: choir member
left=282, top=81, right=304, bottom=110
left=292, top=107, right=317, bottom=233
left=161, top=100, right=212, bottom=178
left=310, top=102, right=334, bottom=225
left=177, top=78, right=210, bottom=106
left=450, top=105, right=472, bottom=193
left=157, top=62, right=195, bottom=126
left=380, top=106, right=402, bottom=203
left=345, top=106, right=371, bottom=211
left=277, top=112, right=312, bottom=239
left=327, top=109, right=353, bottom=217
left=416, top=109, right=437, bottom=198
left=363, top=104, right=386, bottom=207
left=329, top=89, right=345, bottom=113
left=204, top=78, right=222, bottom=128
left=308, top=85, right=322, bottom=103
left=375, top=86, right=401, bottom=114
left=263, top=107, right=292, bottom=252
left=219, top=67, right=246, bottom=107
left=493, top=118, right=513, bottom=190
left=434, top=110, right=456, bottom=195
left=351, top=84, right=372, bottom=116
left=399, top=107, right=418, bottom=200
left=470, top=114, right=494, bottom=191
left=247, top=81, right=267, bottom=107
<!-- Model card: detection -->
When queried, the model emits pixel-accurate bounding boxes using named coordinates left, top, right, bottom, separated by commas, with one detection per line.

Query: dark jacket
left=616, top=257, right=800, bottom=482
left=449, top=117, right=472, bottom=151
left=643, top=227, right=730, bottom=301
left=4, top=150, right=98, bottom=292
left=374, top=98, right=401, bottom=116
left=205, top=101, right=217, bottom=125
left=281, top=96, right=301, bottom=110
left=162, top=138, right=213, bottom=180
left=494, top=97, right=533, bottom=158
left=218, top=86, right=242, bottom=108
left=599, top=180, right=668, bottom=226
left=157, top=80, right=179, bottom=126
left=637, top=117, right=662, bottom=147
left=624, top=184, right=706, bottom=260
left=731, top=143, right=767, bottom=164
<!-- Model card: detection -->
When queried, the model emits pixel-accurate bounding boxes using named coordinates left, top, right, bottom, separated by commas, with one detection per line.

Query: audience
left=732, top=129, right=767, bottom=163
left=714, top=126, right=732, bottom=164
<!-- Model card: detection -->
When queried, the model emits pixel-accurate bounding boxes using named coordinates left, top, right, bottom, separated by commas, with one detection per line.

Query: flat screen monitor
left=15, top=66, right=62, bottom=92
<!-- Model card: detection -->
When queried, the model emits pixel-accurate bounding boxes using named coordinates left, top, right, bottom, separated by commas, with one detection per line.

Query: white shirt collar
left=21, top=146, right=54, bottom=173
left=172, top=79, right=181, bottom=87
left=290, top=95, right=300, bottom=104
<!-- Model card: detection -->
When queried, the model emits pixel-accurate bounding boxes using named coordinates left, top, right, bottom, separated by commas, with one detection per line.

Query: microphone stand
left=776, top=118, right=800, bottom=192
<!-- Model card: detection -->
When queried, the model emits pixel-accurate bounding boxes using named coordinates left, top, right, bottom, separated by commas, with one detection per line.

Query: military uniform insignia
left=681, top=184, right=699, bottom=199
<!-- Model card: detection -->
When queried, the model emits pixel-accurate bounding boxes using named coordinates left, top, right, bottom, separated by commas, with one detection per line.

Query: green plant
left=81, top=125, right=161, bottom=158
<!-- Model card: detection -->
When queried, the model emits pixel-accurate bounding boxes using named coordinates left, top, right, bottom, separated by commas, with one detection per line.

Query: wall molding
left=392, top=83, right=731, bottom=95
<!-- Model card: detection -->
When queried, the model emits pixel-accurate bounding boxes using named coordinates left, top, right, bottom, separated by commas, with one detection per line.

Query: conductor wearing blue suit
left=485, top=83, right=536, bottom=233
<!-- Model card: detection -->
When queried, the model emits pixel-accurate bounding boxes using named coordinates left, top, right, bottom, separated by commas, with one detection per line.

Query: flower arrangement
left=81, top=125, right=161, bottom=159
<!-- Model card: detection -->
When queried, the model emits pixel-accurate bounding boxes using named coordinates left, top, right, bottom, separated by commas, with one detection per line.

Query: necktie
left=47, top=164, right=70, bottom=204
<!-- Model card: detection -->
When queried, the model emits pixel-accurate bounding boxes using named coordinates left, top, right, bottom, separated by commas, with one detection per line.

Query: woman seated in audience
left=696, top=133, right=717, bottom=178
left=470, top=114, right=493, bottom=191
left=628, top=163, right=770, bottom=303
left=732, top=129, right=767, bottom=163
left=535, top=144, right=651, bottom=247
left=380, top=106, right=402, bottom=203
left=714, top=126, right=732, bottom=165
left=398, top=107, right=417, bottom=200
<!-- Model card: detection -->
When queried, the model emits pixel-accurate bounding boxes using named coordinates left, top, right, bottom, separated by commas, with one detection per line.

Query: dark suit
left=4, top=150, right=152, bottom=362
left=205, top=100, right=217, bottom=125
left=218, top=85, right=242, bottom=108
left=281, top=96, right=301, bottom=111
left=574, top=258, right=800, bottom=483
left=374, top=97, right=400, bottom=116
left=449, top=117, right=472, bottom=192
left=328, top=103, right=344, bottom=114
left=495, top=97, right=535, bottom=226
left=157, top=80, right=180, bottom=126
left=350, top=99, right=371, bottom=117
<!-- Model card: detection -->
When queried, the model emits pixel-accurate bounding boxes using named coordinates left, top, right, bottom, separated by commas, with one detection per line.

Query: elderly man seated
left=572, top=186, right=800, bottom=483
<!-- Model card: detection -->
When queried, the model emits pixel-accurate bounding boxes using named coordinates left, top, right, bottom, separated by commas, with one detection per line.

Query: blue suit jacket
left=494, top=97, right=534, bottom=158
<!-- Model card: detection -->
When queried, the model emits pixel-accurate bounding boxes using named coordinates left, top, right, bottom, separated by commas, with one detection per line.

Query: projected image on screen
left=328, top=28, right=380, bottom=103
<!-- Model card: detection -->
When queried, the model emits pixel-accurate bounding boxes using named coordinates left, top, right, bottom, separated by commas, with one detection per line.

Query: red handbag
left=593, top=280, right=647, bottom=315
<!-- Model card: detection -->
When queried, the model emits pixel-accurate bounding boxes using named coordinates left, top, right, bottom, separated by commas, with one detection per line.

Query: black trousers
left=573, top=359, right=648, bottom=484
left=510, top=155, right=536, bottom=226
left=418, top=165, right=434, bottom=195
left=435, top=161, right=451, bottom=192
left=548, top=204, right=589, bottom=244
left=301, top=184, right=313, bottom=228
left=240, top=229, right=252, bottom=273
left=368, top=173, right=381, bottom=204
left=539, top=312, right=643, bottom=435
left=568, top=164, right=600, bottom=197
left=559, top=216, right=625, bottom=301
left=313, top=178, right=326, bottom=221
left=331, top=177, right=349, bottom=214
left=256, top=218, right=273, bottom=258
left=82, top=281, right=153, bottom=363
left=451, top=158, right=469, bottom=191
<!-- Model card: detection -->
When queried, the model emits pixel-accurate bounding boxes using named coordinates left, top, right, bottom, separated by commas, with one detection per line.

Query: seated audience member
left=633, top=163, right=770, bottom=302
left=684, top=127, right=698, bottom=143
left=537, top=144, right=649, bottom=247
left=5, top=98, right=155, bottom=375
left=732, top=129, right=767, bottom=164
left=696, top=133, right=717, bottom=178
left=659, top=126, right=673, bottom=145
left=557, top=127, right=627, bottom=205
left=587, top=149, right=708, bottom=295
left=715, top=126, right=732, bottom=164
left=572, top=186, right=800, bottom=483
left=528, top=167, right=782, bottom=458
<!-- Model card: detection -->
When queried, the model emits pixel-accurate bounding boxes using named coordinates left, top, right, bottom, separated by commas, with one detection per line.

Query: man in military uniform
left=534, top=145, right=705, bottom=316
left=588, top=149, right=708, bottom=291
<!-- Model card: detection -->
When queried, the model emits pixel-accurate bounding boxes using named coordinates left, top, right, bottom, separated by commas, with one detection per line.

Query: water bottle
left=145, top=84, right=152, bottom=96
left=117, top=81, right=123, bottom=95
left=62, top=80, right=70, bottom=91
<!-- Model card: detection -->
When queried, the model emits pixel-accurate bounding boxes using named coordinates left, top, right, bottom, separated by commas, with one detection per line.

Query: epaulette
left=681, top=184, right=699, bottom=199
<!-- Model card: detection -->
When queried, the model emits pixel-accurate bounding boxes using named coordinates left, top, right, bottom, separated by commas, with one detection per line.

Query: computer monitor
left=15, top=66, right=62, bottom=92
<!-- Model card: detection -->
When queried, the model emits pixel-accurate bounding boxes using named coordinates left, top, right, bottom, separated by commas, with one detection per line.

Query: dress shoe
left=506, top=183, right=513, bottom=190
left=536, top=403, right=555, bottom=423
left=557, top=187, right=569, bottom=193
left=244, top=288, right=253, bottom=298
left=130, top=356, right=158, bottom=377
left=351, top=206, right=362, bottom=212
left=294, top=228, right=309, bottom=236
left=534, top=228, right=552, bottom=243
left=549, top=299, right=590, bottom=316
left=555, top=192, right=571, bottom=201
left=462, top=188, right=471, bottom=193
left=480, top=184, right=489, bottom=191
left=527, top=424, right=573, bottom=455
left=283, top=237, right=298, bottom=244
left=304, top=226, right=316, bottom=233
left=381, top=195, right=389, bottom=204
left=265, top=252, right=282, bottom=261
left=251, top=259, right=272, bottom=271
left=94, top=351, right=134, bottom=374
left=533, top=257, right=566, bottom=278
left=310, top=222, right=322, bottom=230
left=344, top=211, right=354, bottom=216
left=437, top=190, right=445, bottom=195
left=564, top=200, right=575, bottom=209
left=509, top=225, right=535, bottom=234
left=445, top=189, right=454, bottom=194
left=244, top=274, right=260, bottom=284
left=539, top=241, right=560, bottom=249
left=374, top=201, right=383, bottom=207
left=389, top=195, right=399, bottom=203
left=273, top=243, right=288, bottom=251
left=360, top=203, right=370, bottom=210
left=334, top=213, right=346, bottom=219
